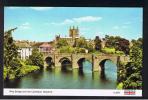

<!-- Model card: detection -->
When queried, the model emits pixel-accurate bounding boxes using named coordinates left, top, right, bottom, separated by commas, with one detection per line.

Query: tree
left=86, top=42, right=94, bottom=52
left=4, top=28, right=19, bottom=67
left=131, top=38, right=142, bottom=49
left=75, top=37, right=87, bottom=48
left=118, top=41, right=142, bottom=89
left=104, top=35, right=129, bottom=54
left=116, top=38, right=130, bottom=55
left=105, top=35, right=119, bottom=48
left=94, top=36, right=102, bottom=51
left=56, top=39, right=68, bottom=48
left=26, top=48, right=44, bottom=68
left=4, top=28, right=22, bottom=79
left=123, top=46, right=142, bottom=89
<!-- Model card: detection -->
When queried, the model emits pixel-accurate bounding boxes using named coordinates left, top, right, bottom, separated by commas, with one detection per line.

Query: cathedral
left=55, top=26, right=80, bottom=47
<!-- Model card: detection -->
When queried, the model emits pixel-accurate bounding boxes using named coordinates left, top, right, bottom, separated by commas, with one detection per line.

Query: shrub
left=18, top=65, right=40, bottom=77
left=74, top=47, right=86, bottom=53
left=3, top=67, right=7, bottom=80
left=116, top=50, right=125, bottom=55
left=101, top=47, right=115, bottom=54
left=26, top=48, right=44, bottom=68
left=59, top=46, right=75, bottom=53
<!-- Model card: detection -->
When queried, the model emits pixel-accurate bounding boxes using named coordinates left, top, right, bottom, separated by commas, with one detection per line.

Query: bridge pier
left=72, top=54, right=79, bottom=69
left=54, top=55, right=61, bottom=68
left=43, top=61, right=48, bottom=69
left=92, top=55, right=101, bottom=72
left=72, top=62, right=79, bottom=69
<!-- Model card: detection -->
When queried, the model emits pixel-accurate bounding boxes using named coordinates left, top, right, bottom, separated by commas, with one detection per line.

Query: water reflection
left=4, top=60, right=117, bottom=89
left=54, top=67, right=61, bottom=76
left=4, top=78, right=21, bottom=88
left=72, top=69, right=79, bottom=79
left=92, top=71, right=100, bottom=81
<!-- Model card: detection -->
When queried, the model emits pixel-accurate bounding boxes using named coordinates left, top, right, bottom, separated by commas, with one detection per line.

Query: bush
left=3, top=67, right=7, bottom=80
left=18, top=65, right=40, bottom=77
left=117, top=83, right=123, bottom=89
left=26, top=48, right=44, bottom=68
left=75, top=47, right=86, bottom=53
left=116, top=50, right=125, bottom=55
left=4, top=61, right=40, bottom=80
left=59, top=46, right=87, bottom=53
left=8, top=68, right=17, bottom=80
left=59, top=46, right=75, bottom=53
left=101, top=47, right=115, bottom=54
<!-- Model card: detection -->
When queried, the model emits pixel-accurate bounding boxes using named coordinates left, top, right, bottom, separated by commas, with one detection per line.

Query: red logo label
left=124, top=90, right=136, bottom=95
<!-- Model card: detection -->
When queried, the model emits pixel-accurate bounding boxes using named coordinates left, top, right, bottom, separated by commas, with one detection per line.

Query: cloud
left=19, top=22, right=31, bottom=29
left=51, top=19, right=74, bottom=25
left=73, top=16, right=102, bottom=23
left=50, top=16, right=102, bottom=25
left=29, top=7, right=54, bottom=11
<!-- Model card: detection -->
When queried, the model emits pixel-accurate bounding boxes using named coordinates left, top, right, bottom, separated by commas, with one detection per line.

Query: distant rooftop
left=39, top=42, right=52, bottom=48
left=15, top=42, right=31, bottom=48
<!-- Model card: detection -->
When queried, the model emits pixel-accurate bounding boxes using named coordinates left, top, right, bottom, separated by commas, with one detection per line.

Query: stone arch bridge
left=43, top=53, right=130, bottom=72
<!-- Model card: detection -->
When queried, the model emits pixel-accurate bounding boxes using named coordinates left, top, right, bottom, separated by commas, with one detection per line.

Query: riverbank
left=4, top=60, right=117, bottom=89
left=4, top=65, right=40, bottom=80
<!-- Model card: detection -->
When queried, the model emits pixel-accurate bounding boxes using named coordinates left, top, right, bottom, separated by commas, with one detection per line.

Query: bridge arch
left=99, top=59, right=116, bottom=70
left=77, top=57, right=92, bottom=70
left=59, top=57, right=72, bottom=70
left=99, top=59, right=117, bottom=70
left=99, top=59, right=117, bottom=80
left=45, top=56, right=54, bottom=67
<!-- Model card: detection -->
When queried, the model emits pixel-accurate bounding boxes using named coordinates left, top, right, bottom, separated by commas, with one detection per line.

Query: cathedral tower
left=69, top=26, right=79, bottom=38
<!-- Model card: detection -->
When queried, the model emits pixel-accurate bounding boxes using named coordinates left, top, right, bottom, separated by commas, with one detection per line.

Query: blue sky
left=4, top=7, right=143, bottom=42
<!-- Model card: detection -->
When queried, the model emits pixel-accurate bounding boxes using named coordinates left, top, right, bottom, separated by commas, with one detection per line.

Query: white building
left=16, top=42, right=32, bottom=60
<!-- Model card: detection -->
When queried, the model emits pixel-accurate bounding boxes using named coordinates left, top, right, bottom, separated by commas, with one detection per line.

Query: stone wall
left=43, top=53, right=130, bottom=72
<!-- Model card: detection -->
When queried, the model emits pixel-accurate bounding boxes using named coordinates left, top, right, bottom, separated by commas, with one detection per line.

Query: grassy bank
left=101, top=47, right=124, bottom=55
left=4, top=65, right=40, bottom=80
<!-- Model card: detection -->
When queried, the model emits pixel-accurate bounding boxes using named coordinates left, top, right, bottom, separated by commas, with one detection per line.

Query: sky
left=4, top=7, right=143, bottom=42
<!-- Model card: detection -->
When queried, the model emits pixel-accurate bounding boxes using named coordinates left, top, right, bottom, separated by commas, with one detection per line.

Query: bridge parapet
left=43, top=52, right=130, bottom=71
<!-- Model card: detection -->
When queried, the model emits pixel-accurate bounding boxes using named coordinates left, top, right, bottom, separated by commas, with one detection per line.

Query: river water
left=4, top=60, right=117, bottom=89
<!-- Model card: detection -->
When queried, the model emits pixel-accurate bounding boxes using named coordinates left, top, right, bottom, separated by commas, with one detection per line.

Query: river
left=4, top=60, right=117, bottom=89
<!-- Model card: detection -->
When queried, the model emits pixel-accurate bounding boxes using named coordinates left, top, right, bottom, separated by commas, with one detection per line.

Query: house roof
left=15, top=42, right=31, bottom=48
left=39, top=42, right=52, bottom=48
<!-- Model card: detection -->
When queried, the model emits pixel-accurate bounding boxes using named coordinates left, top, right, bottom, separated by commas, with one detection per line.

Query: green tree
left=4, top=28, right=22, bottom=79
left=118, top=43, right=142, bottom=89
left=56, top=39, right=68, bottom=48
left=104, top=35, right=129, bottom=54
left=131, top=38, right=142, bottom=49
left=86, top=42, right=94, bottom=53
left=26, top=48, right=44, bottom=68
left=116, top=38, right=130, bottom=55
left=105, top=35, right=119, bottom=48
left=94, top=36, right=102, bottom=51
left=4, top=28, right=19, bottom=67
left=75, top=37, right=87, bottom=48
